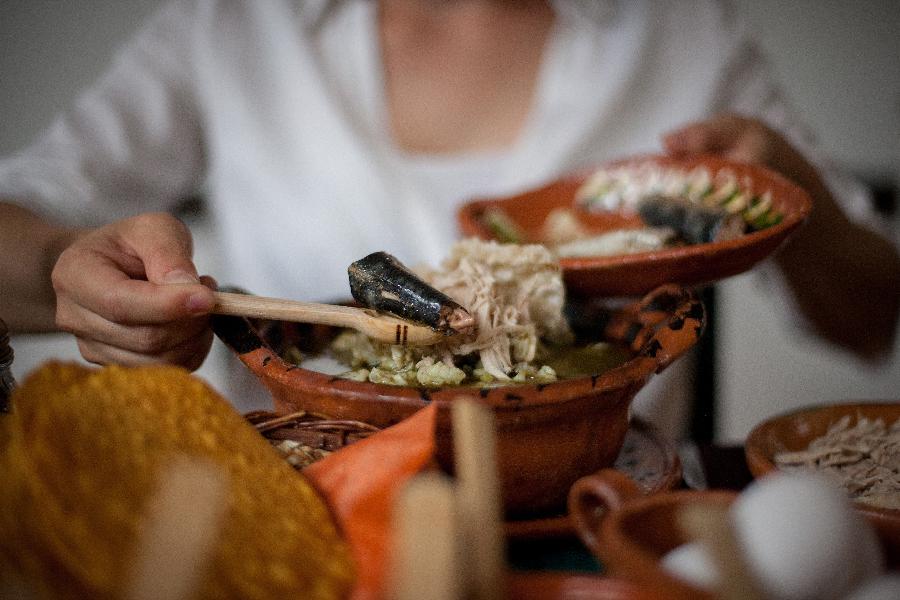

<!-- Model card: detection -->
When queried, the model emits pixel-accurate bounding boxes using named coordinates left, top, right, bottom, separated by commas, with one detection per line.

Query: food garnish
left=576, top=164, right=782, bottom=233
left=481, top=207, right=525, bottom=243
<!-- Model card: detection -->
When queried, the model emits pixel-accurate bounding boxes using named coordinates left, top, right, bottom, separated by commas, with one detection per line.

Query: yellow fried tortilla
left=0, top=362, right=353, bottom=600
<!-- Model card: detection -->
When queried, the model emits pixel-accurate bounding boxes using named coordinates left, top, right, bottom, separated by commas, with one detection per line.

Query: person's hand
left=52, top=212, right=217, bottom=370
left=662, top=113, right=795, bottom=171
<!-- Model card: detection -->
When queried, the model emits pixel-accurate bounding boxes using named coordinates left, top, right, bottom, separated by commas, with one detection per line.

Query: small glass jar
left=0, top=318, right=16, bottom=412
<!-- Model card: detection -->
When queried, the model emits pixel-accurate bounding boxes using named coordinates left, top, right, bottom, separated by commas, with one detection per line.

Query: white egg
left=731, top=472, right=884, bottom=600
left=661, top=541, right=718, bottom=591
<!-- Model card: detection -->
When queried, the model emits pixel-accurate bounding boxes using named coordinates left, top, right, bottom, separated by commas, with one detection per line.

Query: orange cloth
left=305, top=404, right=438, bottom=600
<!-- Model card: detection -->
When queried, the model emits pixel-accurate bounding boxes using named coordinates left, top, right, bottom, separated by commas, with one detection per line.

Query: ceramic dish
left=568, top=469, right=737, bottom=600
left=457, top=154, right=812, bottom=297
left=506, top=418, right=681, bottom=539
left=213, top=284, right=704, bottom=516
left=744, top=401, right=900, bottom=565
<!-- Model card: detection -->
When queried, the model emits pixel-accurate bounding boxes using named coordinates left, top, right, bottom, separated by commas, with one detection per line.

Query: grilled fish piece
left=638, top=194, right=745, bottom=245
left=348, top=251, right=476, bottom=335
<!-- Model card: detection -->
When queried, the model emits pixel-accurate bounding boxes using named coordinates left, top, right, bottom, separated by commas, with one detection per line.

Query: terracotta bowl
left=505, top=417, right=683, bottom=540
left=744, top=401, right=900, bottom=565
left=506, top=571, right=668, bottom=600
left=457, top=154, right=812, bottom=297
left=568, top=469, right=736, bottom=600
left=212, top=284, right=705, bottom=517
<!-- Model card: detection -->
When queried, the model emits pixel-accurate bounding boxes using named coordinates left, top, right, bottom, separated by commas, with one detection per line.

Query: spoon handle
left=210, top=291, right=445, bottom=346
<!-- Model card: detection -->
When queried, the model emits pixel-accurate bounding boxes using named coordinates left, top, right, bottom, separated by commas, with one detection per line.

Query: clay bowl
left=506, top=571, right=668, bottom=600
left=212, top=284, right=705, bottom=517
left=505, top=417, right=683, bottom=540
left=457, top=154, right=812, bottom=297
left=745, top=401, right=900, bottom=565
left=568, top=469, right=737, bottom=600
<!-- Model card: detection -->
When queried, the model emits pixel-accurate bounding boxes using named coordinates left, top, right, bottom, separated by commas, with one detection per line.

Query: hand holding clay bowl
left=212, top=284, right=705, bottom=516
left=458, top=154, right=812, bottom=297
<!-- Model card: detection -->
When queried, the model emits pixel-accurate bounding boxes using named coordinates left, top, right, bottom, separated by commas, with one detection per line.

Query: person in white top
left=0, top=1, right=897, bottom=430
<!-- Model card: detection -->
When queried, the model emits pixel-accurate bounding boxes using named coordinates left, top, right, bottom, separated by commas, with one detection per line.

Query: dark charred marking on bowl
left=479, top=388, right=491, bottom=398
left=210, top=314, right=264, bottom=355
left=668, top=317, right=685, bottom=331
left=591, top=374, right=600, bottom=388
left=536, top=383, right=549, bottom=392
left=262, top=355, right=272, bottom=367
left=686, top=302, right=705, bottom=321
left=395, top=324, right=401, bottom=345
left=624, top=323, right=643, bottom=345
left=643, top=293, right=680, bottom=314
left=642, top=339, right=663, bottom=358
left=403, top=325, right=408, bottom=345
left=504, top=393, right=524, bottom=402
left=418, top=388, right=432, bottom=403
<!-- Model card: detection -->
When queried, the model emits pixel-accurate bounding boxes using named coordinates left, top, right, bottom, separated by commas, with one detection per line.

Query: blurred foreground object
left=388, top=398, right=504, bottom=600
left=304, top=404, right=438, bottom=600
left=0, top=318, right=15, bottom=412
left=0, top=362, right=353, bottom=600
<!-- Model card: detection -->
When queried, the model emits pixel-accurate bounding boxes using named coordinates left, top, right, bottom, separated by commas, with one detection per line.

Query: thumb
left=663, top=115, right=739, bottom=157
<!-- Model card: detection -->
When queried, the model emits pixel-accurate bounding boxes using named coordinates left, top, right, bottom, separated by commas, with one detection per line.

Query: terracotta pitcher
left=568, top=469, right=737, bottom=600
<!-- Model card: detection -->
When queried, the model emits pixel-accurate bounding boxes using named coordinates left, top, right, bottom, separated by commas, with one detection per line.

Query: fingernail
left=200, top=275, right=219, bottom=291
left=187, top=292, right=214, bottom=313
left=163, top=269, right=200, bottom=285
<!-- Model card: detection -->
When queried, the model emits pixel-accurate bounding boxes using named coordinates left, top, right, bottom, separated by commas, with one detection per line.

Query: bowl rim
left=212, top=284, right=705, bottom=411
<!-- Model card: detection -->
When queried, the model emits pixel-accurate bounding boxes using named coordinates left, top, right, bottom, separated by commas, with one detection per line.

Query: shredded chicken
left=418, top=238, right=573, bottom=380
left=330, top=238, right=574, bottom=385
left=775, top=415, right=900, bottom=510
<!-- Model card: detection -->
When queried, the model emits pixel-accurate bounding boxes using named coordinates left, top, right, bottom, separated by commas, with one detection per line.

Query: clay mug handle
left=567, top=468, right=643, bottom=557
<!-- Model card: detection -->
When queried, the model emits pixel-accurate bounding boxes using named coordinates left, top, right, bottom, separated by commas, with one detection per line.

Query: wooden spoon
left=211, top=291, right=448, bottom=346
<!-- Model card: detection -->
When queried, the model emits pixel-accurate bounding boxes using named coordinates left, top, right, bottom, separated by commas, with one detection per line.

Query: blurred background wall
left=715, top=1, right=900, bottom=441
left=2, top=0, right=898, bottom=441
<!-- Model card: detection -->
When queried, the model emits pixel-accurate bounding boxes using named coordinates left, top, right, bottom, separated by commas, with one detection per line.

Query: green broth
left=285, top=341, right=630, bottom=387
left=539, top=343, right=630, bottom=380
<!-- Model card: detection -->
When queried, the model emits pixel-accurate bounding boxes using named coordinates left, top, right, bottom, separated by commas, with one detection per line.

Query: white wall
left=2, top=1, right=898, bottom=438
left=0, top=1, right=160, bottom=154
left=736, top=0, right=900, bottom=177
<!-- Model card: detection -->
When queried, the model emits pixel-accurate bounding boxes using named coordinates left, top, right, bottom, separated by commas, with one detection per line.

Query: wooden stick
left=388, top=472, right=460, bottom=600
left=678, top=503, right=766, bottom=600
left=452, top=398, right=505, bottom=600
left=211, top=291, right=446, bottom=346
left=123, top=458, right=229, bottom=600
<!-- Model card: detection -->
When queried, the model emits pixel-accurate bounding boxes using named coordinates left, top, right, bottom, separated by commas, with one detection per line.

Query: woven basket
left=247, top=410, right=381, bottom=469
